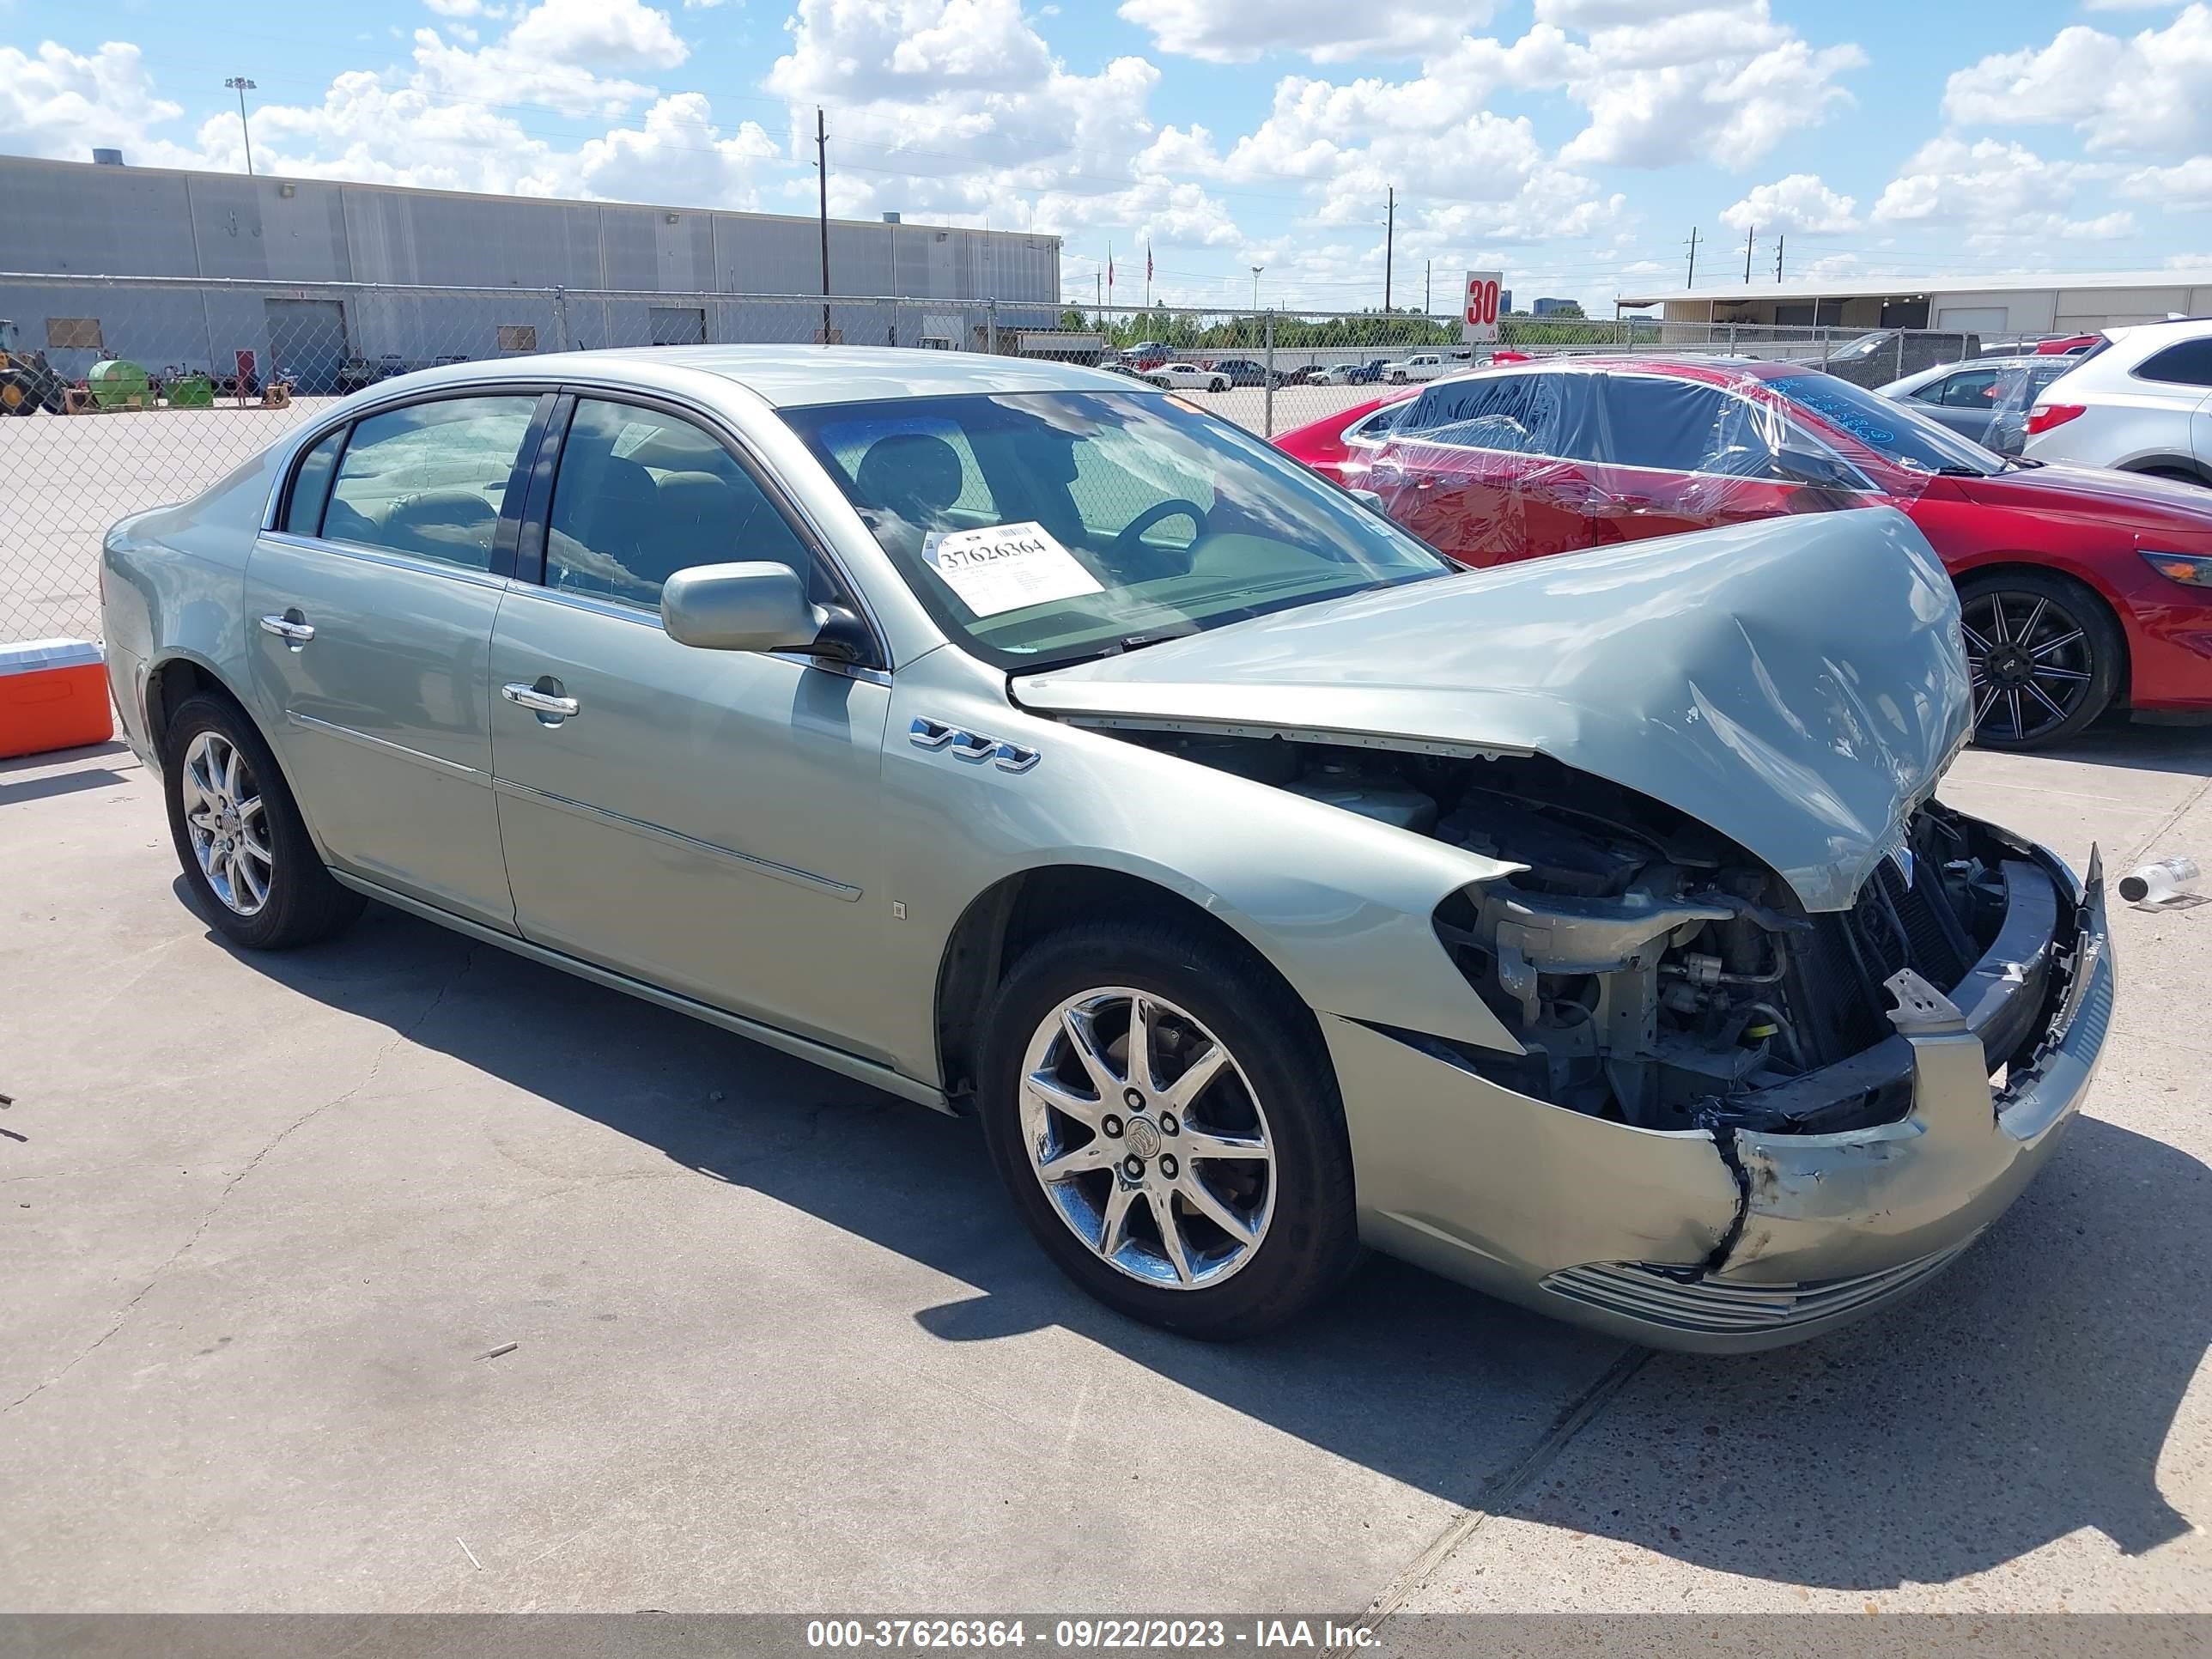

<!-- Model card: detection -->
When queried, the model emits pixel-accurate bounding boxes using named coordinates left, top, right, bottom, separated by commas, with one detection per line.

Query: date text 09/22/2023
left=805, top=1618, right=1377, bottom=1650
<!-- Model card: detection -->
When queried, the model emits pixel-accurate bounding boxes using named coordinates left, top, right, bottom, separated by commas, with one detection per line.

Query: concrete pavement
left=1, top=725, right=2207, bottom=1616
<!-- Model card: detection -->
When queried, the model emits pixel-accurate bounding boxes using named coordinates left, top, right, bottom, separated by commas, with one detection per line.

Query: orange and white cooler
left=0, top=638, right=114, bottom=760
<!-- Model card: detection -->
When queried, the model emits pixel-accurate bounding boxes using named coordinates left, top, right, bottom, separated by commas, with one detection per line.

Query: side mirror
left=661, top=562, right=824, bottom=653
left=1771, top=445, right=1866, bottom=493
left=1348, top=487, right=1388, bottom=514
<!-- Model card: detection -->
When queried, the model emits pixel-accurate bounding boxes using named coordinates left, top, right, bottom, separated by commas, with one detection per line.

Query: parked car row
left=1875, top=355, right=2074, bottom=457
left=104, top=343, right=2118, bottom=1357
left=1278, top=349, right=2212, bottom=751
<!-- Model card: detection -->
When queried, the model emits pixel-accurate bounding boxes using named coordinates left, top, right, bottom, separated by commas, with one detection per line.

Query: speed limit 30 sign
left=1462, top=270, right=1504, bottom=343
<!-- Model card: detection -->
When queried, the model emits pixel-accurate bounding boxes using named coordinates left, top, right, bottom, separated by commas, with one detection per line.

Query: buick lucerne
left=101, top=348, right=2114, bottom=1348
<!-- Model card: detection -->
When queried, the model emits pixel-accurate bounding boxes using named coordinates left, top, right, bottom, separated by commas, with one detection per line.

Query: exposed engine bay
left=1114, top=731, right=2042, bottom=1136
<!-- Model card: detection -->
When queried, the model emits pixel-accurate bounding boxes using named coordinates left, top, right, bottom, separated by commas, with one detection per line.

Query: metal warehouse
left=1617, top=268, right=2212, bottom=336
left=0, top=155, right=1062, bottom=390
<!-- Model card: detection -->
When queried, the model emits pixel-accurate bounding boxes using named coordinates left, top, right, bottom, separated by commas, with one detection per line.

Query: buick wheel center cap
left=1125, top=1116, right=1162, bottom=1159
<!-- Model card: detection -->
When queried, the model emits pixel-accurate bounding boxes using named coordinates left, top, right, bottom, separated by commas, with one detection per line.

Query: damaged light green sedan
left=101, top=349, right=2113, bottom=1349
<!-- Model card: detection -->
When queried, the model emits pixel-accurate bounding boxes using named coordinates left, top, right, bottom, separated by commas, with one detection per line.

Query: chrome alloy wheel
left=179, top=730, right=272, bottom=916
left=1962, top=589, right=2095, bottom=745
left=1018, top=988, right=1276, bottom=1291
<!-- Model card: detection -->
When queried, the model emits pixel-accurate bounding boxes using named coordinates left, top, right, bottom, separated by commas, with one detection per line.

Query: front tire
left=161, top=694, right=366, bottom=949
left=976, top=920, right=1362, bottom=1340
left=1958, top=569, right=2122, bottom=750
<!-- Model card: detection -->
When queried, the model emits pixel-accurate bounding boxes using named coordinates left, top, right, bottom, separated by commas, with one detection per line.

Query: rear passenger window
left=323, top=396, right=538, bottom=570
left=2136, top=339, right=2212, bottom=388
left=1400, top=373, right=1604, bottom=461
left=1597, top=377, right=1774, bottom=475
left=545, top=399, right=811, bottom=609
left=284, top=428, right=347, bottom=536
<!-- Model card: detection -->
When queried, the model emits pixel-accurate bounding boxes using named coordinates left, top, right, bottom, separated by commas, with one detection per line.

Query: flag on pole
left=1146, top=242, right=1153, bottom=283
left=1107, top=244, right=1115, bottom=301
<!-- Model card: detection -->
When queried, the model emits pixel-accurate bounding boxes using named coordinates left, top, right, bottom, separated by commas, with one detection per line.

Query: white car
left=2021, top=319, right=2212, bottom=484
left=1143, top=362, right=1229, bottom=392
left=1382, top=354, right=1450, bottom=384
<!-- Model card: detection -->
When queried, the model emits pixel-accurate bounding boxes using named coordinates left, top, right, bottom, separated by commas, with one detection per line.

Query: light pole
left=225, top=77, right=257, bottom=177
left=1251, top=265, right=1263, bottom=310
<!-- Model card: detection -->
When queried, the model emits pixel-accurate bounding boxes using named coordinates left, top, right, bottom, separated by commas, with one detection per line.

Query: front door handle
left=501, top=681, right=580, bottom=720
left=258, top=612, right=315, bottom=647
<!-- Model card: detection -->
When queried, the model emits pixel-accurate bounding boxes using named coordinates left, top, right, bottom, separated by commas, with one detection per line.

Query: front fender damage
left=1331, top=847, right=2111, bottom=1349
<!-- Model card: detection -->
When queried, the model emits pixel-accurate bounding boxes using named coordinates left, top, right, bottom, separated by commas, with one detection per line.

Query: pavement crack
left=2123, top=769, right=2212, bottom=869
left=2, top=942, right=483, bottom=1418
left=1330, top=1345, right=1653, bottom=1652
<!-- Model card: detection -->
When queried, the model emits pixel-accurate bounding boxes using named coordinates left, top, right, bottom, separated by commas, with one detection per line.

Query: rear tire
left=1957, top=569, right=2123, bottom=750
left=976, top=920, right=1362, bottom=1340
left=161, top=693, right=366, bottom=949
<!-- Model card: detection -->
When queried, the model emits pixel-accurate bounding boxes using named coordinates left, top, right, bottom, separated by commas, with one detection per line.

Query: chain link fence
left=1, top=271, right=2083, bottom=645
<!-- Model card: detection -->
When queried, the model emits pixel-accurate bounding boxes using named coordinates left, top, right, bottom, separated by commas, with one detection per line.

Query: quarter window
left=284, top=428, right=348, bottom=535
left=544, top=399, right=811, bottom=608
left=2136, top=339, right=2212, bottom=388
left=323, top=396, right=538, bottom=570
left=1935, top=368, right=2002, bottom=407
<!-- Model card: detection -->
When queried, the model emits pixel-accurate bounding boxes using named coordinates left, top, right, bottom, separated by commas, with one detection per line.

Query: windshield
left=781, top=391, right=1453, bottom=670
left=1766, top=372, right=2008, bottom=476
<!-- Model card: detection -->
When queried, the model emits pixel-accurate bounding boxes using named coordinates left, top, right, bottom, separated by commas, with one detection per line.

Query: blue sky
left=4, top=0, right=2209, bottom=312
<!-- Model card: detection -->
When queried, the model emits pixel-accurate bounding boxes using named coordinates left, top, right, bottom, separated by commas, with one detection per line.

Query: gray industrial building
left=0, top=154, right=1063, bottom=389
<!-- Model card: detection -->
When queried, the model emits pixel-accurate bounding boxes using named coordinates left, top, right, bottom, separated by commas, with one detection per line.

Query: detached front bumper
left=1327, top=840, right=2113, bottom=1352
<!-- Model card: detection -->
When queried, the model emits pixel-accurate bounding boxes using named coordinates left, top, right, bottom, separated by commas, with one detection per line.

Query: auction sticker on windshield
left=925, top=521, right=1104, bottom=617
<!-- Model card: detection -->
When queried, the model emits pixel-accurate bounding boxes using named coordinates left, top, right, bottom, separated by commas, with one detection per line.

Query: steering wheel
left=1106, top=498, right=1208, bottom=576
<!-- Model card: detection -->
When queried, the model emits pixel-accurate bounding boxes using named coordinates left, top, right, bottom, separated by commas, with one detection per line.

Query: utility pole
left=814, top=108, right=831, bottom=343
left=1383, top=186, right=1396, bottom=311
left=1095, top=270, right=1102, bottom=310
left=1742, top=222, right=1755, bottom=283
left=1684, top=226, right=1698, bottom=289
left=1775, top=235, right=1785, bottom=283
left=1425, top=258, right=1431, bottom=313
left=225, top=76, right=257, bottom=176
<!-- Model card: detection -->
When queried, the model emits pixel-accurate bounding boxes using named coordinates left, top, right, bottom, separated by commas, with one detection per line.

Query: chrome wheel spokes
left=180, top=731, right=273, bottom=916
left=1018, top=988, right=1275, bottom=1291
left=1963, top=591, right=2094, bottom=744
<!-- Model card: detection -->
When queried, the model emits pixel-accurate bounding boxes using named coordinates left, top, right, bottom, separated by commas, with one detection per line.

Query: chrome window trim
left=256, top=529, right=510, bottom=589
left=258, top=380, right=565, bottom=533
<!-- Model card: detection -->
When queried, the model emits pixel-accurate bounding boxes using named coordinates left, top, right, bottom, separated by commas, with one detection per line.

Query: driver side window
left=545, top=399, right=813, bottom=610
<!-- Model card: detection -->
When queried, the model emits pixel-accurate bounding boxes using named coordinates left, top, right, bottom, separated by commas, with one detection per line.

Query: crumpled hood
left=1014, top=507, right=1971, bottom=913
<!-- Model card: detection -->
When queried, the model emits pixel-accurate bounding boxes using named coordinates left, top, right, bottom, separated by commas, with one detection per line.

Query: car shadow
left=2027, top=717, right=2212, bottom=780
left=211, top=894, right=2208, bottom=1592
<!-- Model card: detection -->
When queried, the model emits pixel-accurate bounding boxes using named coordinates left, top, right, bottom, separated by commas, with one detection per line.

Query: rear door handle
left=501, top=682, right=580, bottom=719
left=258, top=613, right=314, bottom=647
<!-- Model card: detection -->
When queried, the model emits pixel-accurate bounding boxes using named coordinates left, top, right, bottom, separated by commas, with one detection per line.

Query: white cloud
left=0, top=40, right=191, bottom=167
left=1115, top=0, right=1494, bottom=64
left=506, top=0, right=690, bottom=70
left=1872, top=137, right=2130, bottom=250
left=422, top=0, right=487, bottom=15
left=2124, top=155, right=2212, bottom=211
left=572, top=94, right=775, bottom=202
left=1553, top=2, right=1868, bottom=170
left=765, top=0, right=1243, bottom=246
left=1720, top=173, right=1859, bottom=234
left=1942, top=3, right=2212, bottom=152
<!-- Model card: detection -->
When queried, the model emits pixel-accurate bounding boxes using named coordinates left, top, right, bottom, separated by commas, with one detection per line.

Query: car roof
left=377, top=344, right=1148, bottom=409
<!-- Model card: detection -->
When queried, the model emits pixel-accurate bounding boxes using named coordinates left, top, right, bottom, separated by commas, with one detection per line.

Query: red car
left=1273, top=387, right=1420, bottom=486
left=1274, top=356, right=2212, bottom=749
